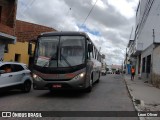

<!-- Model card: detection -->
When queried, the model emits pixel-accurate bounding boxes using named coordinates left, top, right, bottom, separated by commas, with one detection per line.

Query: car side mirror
left=88, top=44, right=93, bottom=52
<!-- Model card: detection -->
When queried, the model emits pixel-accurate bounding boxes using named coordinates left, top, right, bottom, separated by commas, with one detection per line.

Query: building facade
left=128, top=0, right=160, bottom=87
left=0, top=0, right=17, bottom=61
left=4, top=20, right=56, bottom=67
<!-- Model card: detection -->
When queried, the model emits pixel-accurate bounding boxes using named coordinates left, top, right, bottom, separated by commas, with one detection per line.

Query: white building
left=128, top=0, right=160, bottom=87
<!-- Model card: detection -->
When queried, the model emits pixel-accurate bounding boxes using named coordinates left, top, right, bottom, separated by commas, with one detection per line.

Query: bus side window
left=87, top=44, right=91, bottom=59
left=87, top=42, right=93, bottom=60
left=95, top=49, right=97, bottom=60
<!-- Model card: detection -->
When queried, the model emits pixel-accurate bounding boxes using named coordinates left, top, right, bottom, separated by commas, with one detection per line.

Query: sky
left=17, top=0, right=139, bottom=65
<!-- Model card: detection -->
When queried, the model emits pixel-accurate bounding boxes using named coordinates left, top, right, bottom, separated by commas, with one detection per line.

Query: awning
left=0, top=32, right=16, bottom=44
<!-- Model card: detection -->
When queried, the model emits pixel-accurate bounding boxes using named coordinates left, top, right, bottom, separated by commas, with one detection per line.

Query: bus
left=32, top=31, right=102, bottom=92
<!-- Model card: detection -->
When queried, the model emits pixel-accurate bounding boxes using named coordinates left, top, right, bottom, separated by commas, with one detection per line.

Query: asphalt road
left=0, top=74, right=138, bottom=120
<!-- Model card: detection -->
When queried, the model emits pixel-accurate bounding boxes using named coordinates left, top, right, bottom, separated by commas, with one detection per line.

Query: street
left=0, top=74, right=138, bottom=120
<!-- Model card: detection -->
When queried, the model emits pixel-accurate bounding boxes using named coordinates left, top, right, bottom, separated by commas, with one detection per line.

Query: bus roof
left=40, top=31, right=89, bottom=37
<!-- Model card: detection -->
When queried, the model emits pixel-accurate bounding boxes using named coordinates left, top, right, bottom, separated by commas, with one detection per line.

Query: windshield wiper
left=42, top=58, right=52, bottom=67
left=42, top=53, right=57, bottom=68
left=60, top=54, right=74, bottom=69
left=42, top=45, right=59, bottom=68
left=42, top=61, right=49, bottom=67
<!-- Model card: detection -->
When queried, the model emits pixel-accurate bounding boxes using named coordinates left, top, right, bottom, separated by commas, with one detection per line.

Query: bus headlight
left=73, top=72, right=85, bottom=80
left=32, top=73, right=43, bottom=81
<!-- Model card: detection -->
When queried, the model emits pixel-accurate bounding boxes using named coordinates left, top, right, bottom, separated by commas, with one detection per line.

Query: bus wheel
left=96, top=72, right=100, bottom=83
left=85, top=79, right=93, bottom=92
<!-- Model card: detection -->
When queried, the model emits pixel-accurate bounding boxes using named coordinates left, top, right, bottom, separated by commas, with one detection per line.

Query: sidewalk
left=124, top=75, right=160, bottom=120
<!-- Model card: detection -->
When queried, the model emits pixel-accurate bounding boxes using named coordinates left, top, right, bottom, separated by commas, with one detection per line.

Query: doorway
left=15, top=54, right=21, bottom=62
left=146, top=55, right=151, bottom=78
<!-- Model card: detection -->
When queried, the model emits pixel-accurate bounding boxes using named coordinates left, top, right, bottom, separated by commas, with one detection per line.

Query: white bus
left=32, top=31, right=101, bottom=92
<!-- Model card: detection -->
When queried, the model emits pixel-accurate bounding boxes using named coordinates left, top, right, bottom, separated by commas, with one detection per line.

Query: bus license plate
left=52, top=84, right=62, bottom=88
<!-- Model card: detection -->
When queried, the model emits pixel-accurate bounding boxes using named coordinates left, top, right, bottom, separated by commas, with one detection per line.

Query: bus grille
left=44, top=79, right=71, bottom=81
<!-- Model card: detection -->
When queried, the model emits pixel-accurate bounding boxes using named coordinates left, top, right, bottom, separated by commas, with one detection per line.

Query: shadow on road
left=36, top=80, right=100, bottom=98
left=37, top=90, right=89, bottom=98
left=0, top=89, right=25, bottom=97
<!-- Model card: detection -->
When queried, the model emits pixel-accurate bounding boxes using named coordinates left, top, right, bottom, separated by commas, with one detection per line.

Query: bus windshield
left=35, top=36, right=85, bottom=67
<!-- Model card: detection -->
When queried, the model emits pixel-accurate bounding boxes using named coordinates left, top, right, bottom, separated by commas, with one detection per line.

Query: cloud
left=17, top=0, right=138, bottom=65
left=107, top=0, right=138, bottom=19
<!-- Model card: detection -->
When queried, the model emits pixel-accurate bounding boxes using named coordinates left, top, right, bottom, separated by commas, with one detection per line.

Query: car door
left=11, top=64, right=25, bottom=85
left=0, top=64, right=14, bottom=88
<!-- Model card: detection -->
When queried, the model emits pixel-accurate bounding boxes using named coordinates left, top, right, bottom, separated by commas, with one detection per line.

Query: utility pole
left=99, top=47, right=101, bottom=52
left=152, top=29, right=155, bottom=43
left=151, top=29, right=155, bottom=83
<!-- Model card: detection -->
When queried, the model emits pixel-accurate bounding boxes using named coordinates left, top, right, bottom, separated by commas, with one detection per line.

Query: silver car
left=0, top=62, right=32, bottom=92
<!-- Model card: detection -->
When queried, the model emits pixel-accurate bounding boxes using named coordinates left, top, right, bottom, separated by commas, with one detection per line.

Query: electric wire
left=19, top=0, right=36, bottom=18
left=137, top=0, right=155, bottom=37
left=80, top=0, right=98, bottom=29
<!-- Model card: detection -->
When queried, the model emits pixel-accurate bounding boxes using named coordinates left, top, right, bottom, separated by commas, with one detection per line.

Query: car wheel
left=22, top=81, right=31, bottom=93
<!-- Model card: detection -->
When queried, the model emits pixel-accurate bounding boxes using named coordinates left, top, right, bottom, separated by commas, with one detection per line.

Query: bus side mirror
left=88, top=44, right=93, bottom=52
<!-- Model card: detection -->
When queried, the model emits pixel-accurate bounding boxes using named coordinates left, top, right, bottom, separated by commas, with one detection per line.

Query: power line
left=24, top=0, right=36, bottom=12
left=129, top=27, right=133, bottom=40
left=137, top=0, right=155, bottom=37
left=20, top=0, right=36, bottom=16
left=30, top=0, right=36, bottom=7
left=80, top=0, right=98, bottom=29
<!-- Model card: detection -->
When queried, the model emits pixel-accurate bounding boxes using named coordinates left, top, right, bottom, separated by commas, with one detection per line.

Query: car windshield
left=35, top=36, right=85, bottom=67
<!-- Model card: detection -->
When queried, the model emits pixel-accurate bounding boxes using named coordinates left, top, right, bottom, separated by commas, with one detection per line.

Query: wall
left=0, top=0, right=17, bottom=61
left=136, top=0, right=160, bottom=51
left=0, top=41, right=5, bottom=61
left=136, top=0, right=147, bottom=27
left=0, top=0, right=17, bottom=35
left=141, top=44, right=154, bottom=82
left=4, top=42, right=29, bottom=64
left=152, top=45, right=160, bottom=88
left=15, top=20, right=56, bottom=42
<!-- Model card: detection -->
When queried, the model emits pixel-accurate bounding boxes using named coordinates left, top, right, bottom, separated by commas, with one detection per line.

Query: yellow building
left=4, top=42, right=34, bottom=65
left=4, top=20, right=56, bottom=67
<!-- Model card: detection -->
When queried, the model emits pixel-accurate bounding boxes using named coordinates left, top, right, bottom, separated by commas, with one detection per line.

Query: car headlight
left=72, top=72, right=85, bottom=80
left=32, top=73, right=43, bottom=81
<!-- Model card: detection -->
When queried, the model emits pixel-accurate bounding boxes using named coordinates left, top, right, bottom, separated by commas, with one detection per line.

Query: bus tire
left=85, top=75, right=93, bottom=92
left=96, top=72, right=100, bottom=83
left=85, top=85, right=92, bottom=93
left=96, top=79, right=99, bottom=83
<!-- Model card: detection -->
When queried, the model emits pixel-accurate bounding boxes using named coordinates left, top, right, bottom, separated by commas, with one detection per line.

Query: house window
left=28, top=42, right=32, bottom=55
left=15, top=54, right=21, bottom=62
left=138, top=55, right=141, bottom=74
left=146, top=55, right=151, bottom=73
left=142, top=57, right=146, bottom=73
left=4, top=44, right=9, bottom=53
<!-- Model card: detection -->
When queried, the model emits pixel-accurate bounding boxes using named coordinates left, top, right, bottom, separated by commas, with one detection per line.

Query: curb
left=123, top=76, right=145, bottom=120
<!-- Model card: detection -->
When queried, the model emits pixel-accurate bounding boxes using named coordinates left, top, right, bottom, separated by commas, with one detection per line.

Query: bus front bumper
left=33, top=77, right=87, bottom=90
